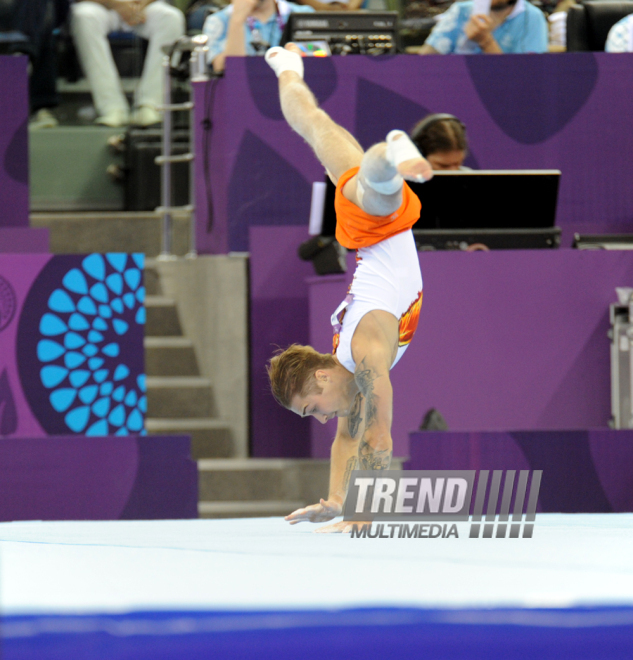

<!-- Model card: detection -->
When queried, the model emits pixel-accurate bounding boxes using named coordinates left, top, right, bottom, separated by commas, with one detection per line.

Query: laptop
left=321, top=170, right=561, bottom=235
left=318, top=170, right=562, bottom=250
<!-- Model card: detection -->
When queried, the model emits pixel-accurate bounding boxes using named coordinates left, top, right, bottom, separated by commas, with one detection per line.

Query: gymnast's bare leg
left=265, top=44, right=433, bottom=216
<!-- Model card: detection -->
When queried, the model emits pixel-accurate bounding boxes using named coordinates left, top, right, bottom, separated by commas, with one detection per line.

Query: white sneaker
left=130, top=106, right=161, bottom=127
left=95, top=109, right=130, bottom=128
left=29, top=108, right=58, bottom=130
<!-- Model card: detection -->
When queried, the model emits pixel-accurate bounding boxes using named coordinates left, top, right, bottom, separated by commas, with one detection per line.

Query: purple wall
left=405, top=430, right=633, bottom=513
left=250, top=226, right=315, bottom=456
left=304, top=249, right=633, bottom=458
left=195, top=53, right=633, bottom=254
left=0, top=228, right=49, bottom=253
left=0, top=56, right=29, bottom=227
left=0, top=254, right=146, bottom=438
left=0, top=435, right=197, bottom=520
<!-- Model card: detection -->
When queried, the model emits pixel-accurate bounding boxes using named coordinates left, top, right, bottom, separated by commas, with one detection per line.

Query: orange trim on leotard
left=334, top=166, right=422, bottom=250
left=399, top=290, right=423, bottom=347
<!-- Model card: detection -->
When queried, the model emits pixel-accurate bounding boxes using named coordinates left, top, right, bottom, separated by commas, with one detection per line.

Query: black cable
left=202, top=75, right=220, bottom=234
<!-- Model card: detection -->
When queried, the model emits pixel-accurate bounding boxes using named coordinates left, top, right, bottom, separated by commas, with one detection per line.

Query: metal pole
left=187, top=52, right=197, bottom=258
left=187, top=37, right=209, bottom=258
left=159, top=53, right=173, bottom=259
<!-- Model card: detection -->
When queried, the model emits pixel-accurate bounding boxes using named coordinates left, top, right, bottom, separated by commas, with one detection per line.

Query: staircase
left=198, top=459, right=330, bottom=519
left=144, top=260, right=331, bottom=518
left=144, top=260, right=233, bottom=460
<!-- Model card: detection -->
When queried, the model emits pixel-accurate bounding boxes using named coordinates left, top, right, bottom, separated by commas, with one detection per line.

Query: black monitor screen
left=321, top=170, right=561, bottom=236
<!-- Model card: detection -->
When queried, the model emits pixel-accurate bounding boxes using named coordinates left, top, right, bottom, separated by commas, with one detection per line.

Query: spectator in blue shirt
left=605, top=14, right=633, bottom=52
left=203, top=0, right=313, bottom=73
left=420, top=0, right=548, bottom=54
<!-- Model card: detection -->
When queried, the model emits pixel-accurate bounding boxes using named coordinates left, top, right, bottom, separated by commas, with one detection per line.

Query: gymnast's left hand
left=314, top=520, right=369, bottom=534
left=285, top=498, right=342, bottom=524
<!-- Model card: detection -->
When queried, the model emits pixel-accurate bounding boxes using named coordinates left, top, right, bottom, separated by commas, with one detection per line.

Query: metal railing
left=156, top=34, right=209, bottom=260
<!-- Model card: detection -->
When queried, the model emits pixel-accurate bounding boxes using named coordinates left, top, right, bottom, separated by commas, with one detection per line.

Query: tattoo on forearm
left=342, top=456, right=358, bottom=493
left=347, top=392, right=363, bottom=438
left=355, top=359, right=378, bottom=429
left=358, top=439, right=392, bottom=471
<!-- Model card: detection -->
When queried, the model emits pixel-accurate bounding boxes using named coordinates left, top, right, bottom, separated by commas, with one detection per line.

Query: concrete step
left=197, top=458, right=330, bottom=503
left=29, top=129, right=123, bottom=212
left=144, top=264, right=161, bottom=296
left=145, top=295, right=183, bottom=337
left=146, top=418, right=232, bottom=460
left=198, top=500, right=304, bottom=519
left=146, top=376, right=215, bottom=418
left=144, top=336, right=198, bottom=376
left=30, top=212, right=191, bottom=256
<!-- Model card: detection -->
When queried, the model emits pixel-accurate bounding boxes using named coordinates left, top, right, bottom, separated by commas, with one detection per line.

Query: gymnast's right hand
left=285, top=498, right=342, bottom=524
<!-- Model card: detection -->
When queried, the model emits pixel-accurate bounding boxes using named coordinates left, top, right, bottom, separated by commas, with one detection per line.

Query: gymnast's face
left=290, top=370, right=352, bottom=424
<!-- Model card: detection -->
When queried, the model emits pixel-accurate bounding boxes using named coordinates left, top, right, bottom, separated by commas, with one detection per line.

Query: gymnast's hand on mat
left=285, top=498, right=342, bottom=524
left=314, top=521, right=369, bottom=534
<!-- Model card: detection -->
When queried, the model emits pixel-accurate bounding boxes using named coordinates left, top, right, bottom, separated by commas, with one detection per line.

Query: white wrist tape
left=385, top=130, right=424, bottom=167
left=265, top=47, right=304, bottom=79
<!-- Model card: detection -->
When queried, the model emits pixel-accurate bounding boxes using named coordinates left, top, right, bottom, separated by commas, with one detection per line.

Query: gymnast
left=265, top=44, right=431, bottom=533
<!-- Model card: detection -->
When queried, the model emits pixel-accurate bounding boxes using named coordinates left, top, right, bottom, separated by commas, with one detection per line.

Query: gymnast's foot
left=265, top=43, right=304, bottom=79
left=284, top=42, right=303, bottom=57
left=397, top=155, right=434, bottom=183
left=387, top=130, right=434, bottom=183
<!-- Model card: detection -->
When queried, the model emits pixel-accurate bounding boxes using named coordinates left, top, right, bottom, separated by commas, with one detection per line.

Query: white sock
left=386, top=130, right=424, bottom=167
left=265, top=47, right=304, bottom=79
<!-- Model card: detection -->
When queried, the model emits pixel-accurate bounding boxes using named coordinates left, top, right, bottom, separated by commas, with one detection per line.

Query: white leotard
left=331, top=229, right=423, bottom=374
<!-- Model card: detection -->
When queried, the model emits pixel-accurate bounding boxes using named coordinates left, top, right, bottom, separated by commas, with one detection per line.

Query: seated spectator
left=605, top=13, right=633, bottom=52
left=203, top=0, right=313, bottom=73
left=71, top=0, right=186, bottom=127
left=420, top=0, right=548, bottom=54
left=410, top=113, right=470, bottom=170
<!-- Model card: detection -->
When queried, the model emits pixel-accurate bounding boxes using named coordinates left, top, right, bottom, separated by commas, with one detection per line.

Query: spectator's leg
left=71, top=1, right=129, bottom=124
left=133, top=1, right=185, bottom=125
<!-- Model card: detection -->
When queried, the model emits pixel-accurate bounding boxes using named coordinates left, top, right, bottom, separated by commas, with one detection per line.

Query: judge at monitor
left=410, top=114, right=471, bottom=171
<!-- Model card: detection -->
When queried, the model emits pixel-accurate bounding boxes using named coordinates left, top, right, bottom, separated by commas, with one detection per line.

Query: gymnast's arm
left=352, top=348, right=393, bottom=473
left=284, top=417, right=358, bottom=524
left=303, top=321, right=396, bottom=534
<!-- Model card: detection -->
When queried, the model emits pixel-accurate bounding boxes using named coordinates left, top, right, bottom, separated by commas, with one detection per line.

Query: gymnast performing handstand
left=265, top=44, right=432, bottom=533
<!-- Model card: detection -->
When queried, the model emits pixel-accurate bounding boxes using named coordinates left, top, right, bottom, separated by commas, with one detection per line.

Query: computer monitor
left=320, top=170, right=561, bottom=236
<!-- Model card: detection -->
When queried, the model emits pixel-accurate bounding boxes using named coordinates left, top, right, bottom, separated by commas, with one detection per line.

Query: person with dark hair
left=410, top=113, right=469, bottom=170
left=265, top=44, right=432, bottom=533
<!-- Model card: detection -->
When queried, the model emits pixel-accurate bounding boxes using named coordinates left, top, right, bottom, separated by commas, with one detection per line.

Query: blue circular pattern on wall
left=16, top=254, right=146, bottom=436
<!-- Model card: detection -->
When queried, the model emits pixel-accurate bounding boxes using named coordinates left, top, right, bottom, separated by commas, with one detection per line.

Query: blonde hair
left=267, top=344, right=337, bottom=408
